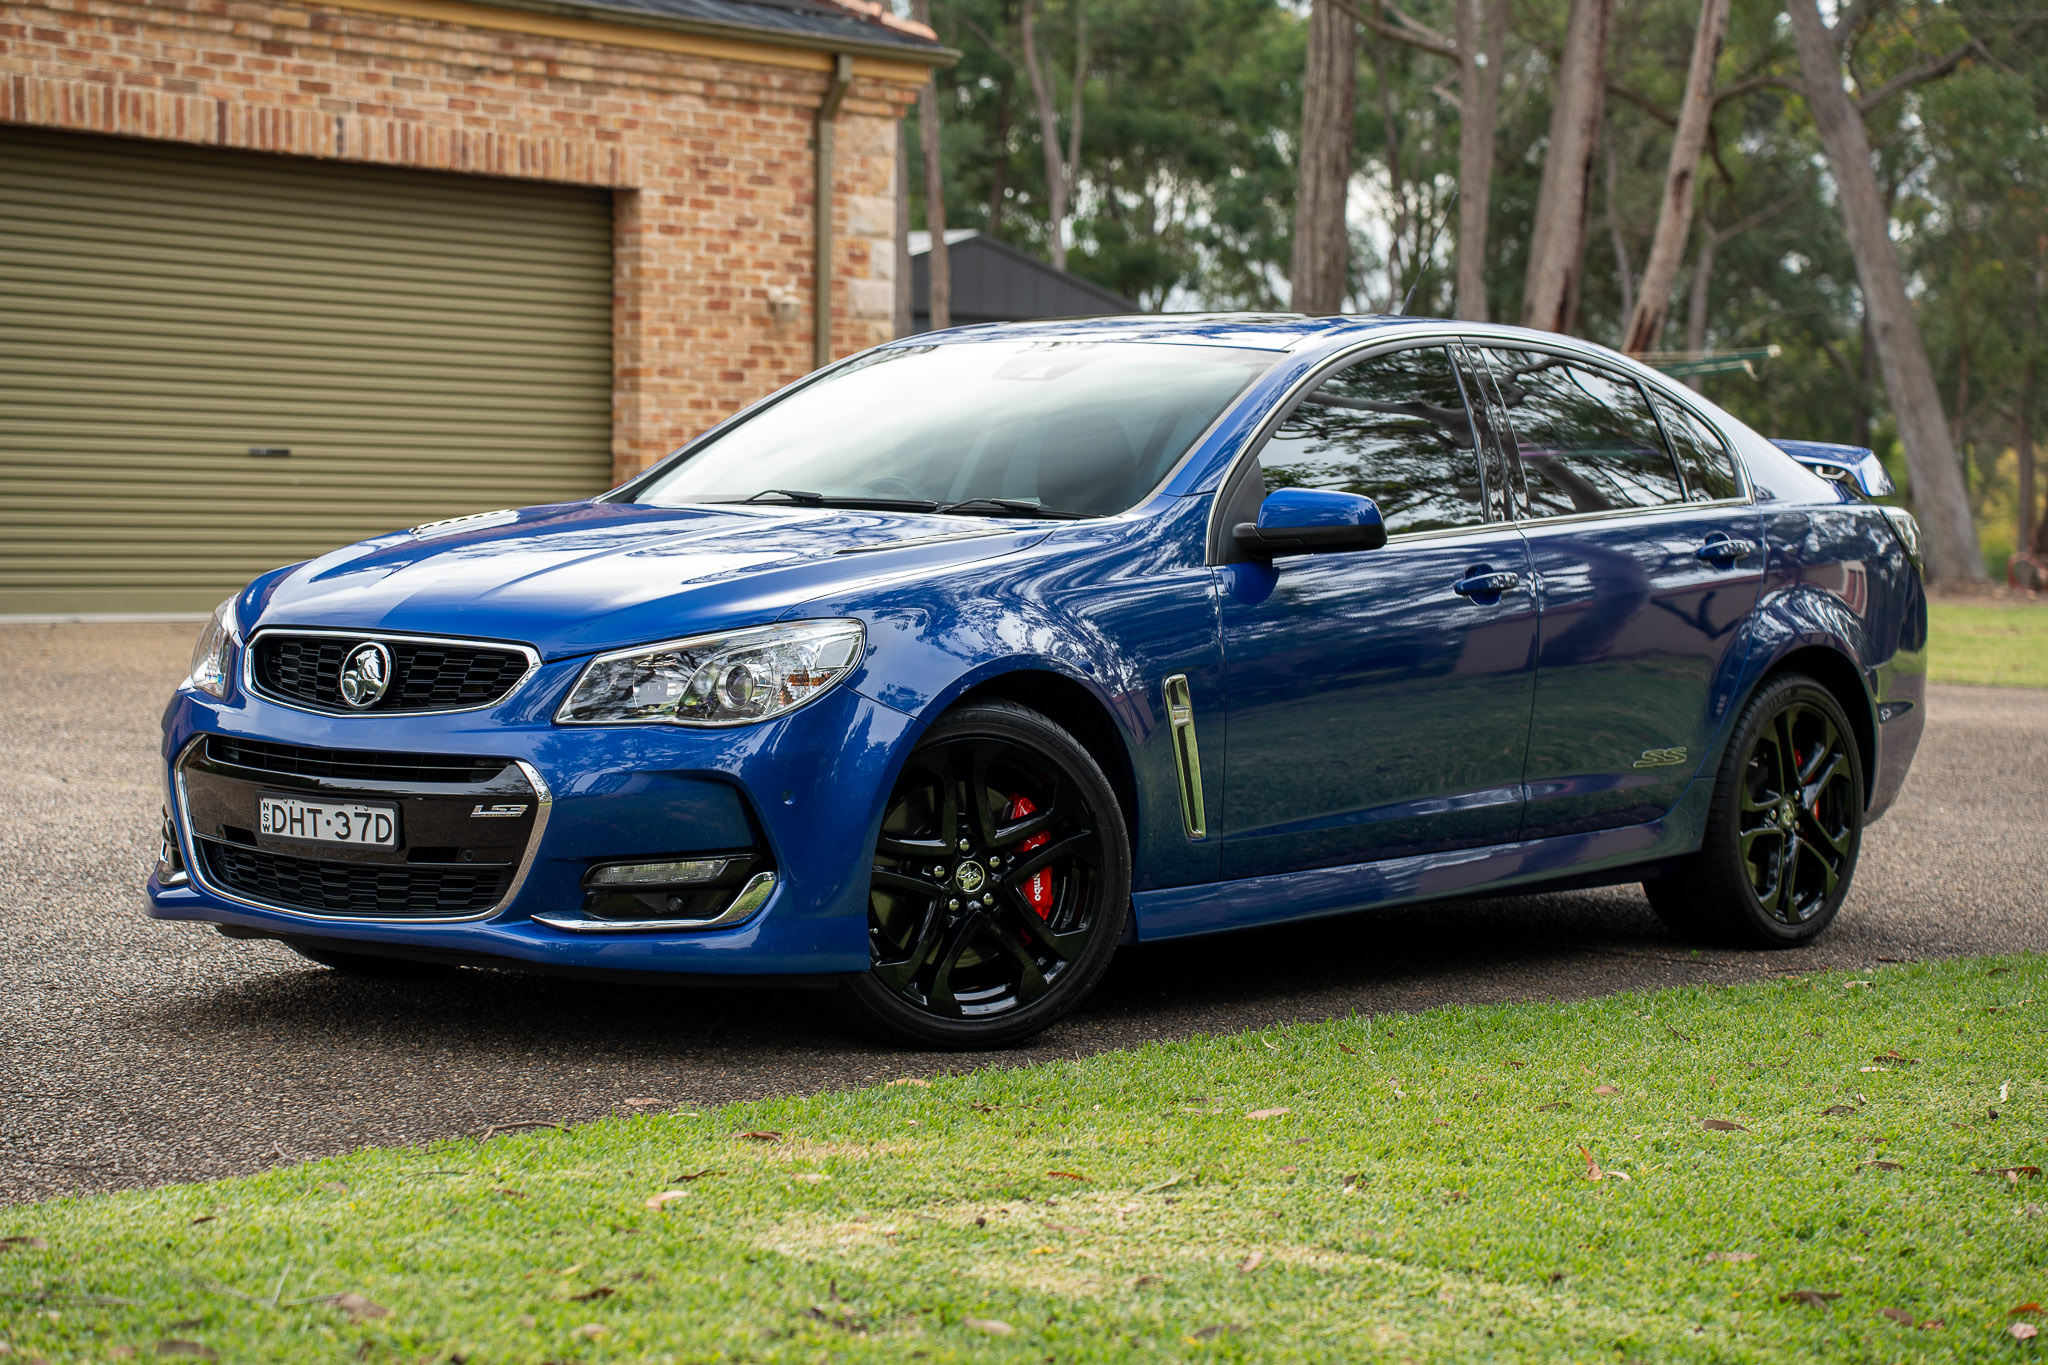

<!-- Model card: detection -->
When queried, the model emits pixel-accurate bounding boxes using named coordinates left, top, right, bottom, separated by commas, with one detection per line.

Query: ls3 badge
left=470, top=804, right=528, bottom=818
left=1633, top=747, right=1689, bottom=769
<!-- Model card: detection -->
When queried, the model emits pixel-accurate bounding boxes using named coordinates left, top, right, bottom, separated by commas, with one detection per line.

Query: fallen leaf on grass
left=1238, top=1250, right=1264, bottom=1274
left=1779, top=1290, right=1842, bottom=1307
left=1857, top=1160, right=1903, bottom=1173
left=1044, top=1222, right=1086, bottom=1236
left=0, top=1237, right=49, bottom=1251
left=964, top=1317, right=1014, bottom=1336
left=670, top=1169, right=723, bottom=1182
left=494, top=1188, right=526, bottom=1200
left=1136, top=1173, right=1184, bottom=1195
left=1592, top=1085, right=1619, bottom=1096
left=1871, top=1050, right=1918, bottom=1065
left=1981, top=1166, right=2043, bottom=1183
left=735, top=1130, right=782, bottom=1143
left=1578, top=1146, right=1604, bottom=1182
left=1341, top=1174, right=1363, bottom=1195
left=644, top=1190, right=691, bottom=1210
left=1920, top=1319, right=1946, bottom=1330
left=1878, top=1308, right=1915, bottom=1325
left=1704, top=1251, right=1757, bottom=1263
left=1131, top=1275, right=1163, bottom=1288
left=189, top=1215, right=215, bottom=1225
left=331, top=1293, right=388, bottom=1322
left=1245, top=1108, right=1291, bottom=1120
left=571, top=1324, right=608, bottom=1341
left=971, top=1103, right=1000, bottom=1113
left=1844, top=981, right=1873, bottom=989
left=1191, top=1324, right=1243, bottom=1340
left=886, top=1078, right=932, bottom=1088
left=2013, top=1324, right=2040, bottom=1342
left=1703, top=1119, right=1747, bottom=1132
left=569, top=1287, right=615, bottom=1303
left=2012, top=1303, right=2043, bottom=1315
left=1338, top=1044, right=1358, bottom=1055
left=1536, top=1101, right=1572, bottom=1113
left=1045, top=1170, right=1090, bottom=1182
left=792, top=1173, right=830, bottom=1184
left=155, top=1342, right=214, bottom=1359
left=1820, top=1104, right=1858, bottom=1116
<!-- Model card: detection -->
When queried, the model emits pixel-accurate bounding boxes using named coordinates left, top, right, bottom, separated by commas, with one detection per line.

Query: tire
left=838, top=700, right=1131, bottom=1049
left=1645, top=672, right=1865, bottom=948
left=287, top=940, right=455, bottom=979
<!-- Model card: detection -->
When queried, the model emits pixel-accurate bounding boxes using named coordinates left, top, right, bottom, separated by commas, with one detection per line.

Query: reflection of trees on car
left=1257, top=347, right=1485, bottom=534
left=1483, top=348, right=1687, bottom=515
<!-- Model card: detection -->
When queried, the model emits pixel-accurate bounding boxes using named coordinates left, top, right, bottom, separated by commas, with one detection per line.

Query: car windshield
left=630, top=340, right=1276, bottom=518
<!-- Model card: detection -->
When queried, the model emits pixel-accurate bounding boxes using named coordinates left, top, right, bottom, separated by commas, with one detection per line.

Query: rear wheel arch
left=1754, top=645, right=1877, bottom=808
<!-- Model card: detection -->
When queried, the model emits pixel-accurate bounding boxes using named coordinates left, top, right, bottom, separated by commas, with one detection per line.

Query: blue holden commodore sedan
left=149, top=314, right=1927, bottom=1048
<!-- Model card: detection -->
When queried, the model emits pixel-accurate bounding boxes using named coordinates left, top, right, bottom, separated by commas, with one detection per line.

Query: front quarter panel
left=790, top=495, right=1226, bottom=893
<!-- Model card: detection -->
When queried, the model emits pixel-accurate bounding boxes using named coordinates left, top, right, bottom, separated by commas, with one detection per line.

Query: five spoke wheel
left=842, top=701, right=1129, bottom=1047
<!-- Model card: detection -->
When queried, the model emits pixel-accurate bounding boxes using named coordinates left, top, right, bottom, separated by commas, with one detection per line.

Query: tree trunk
left=1603, top=116, right=1633, bottom=326
left=1621, top=0, right=1730, bottom=355
left=1373, top=40, right=1409, bottom=311
left=2022, top=238, right=2044, bottom=560
left=1453, top=0, right=1505, bottom=321
left=913, top=0, right=950, bottom=331
left=1787, top=0, right=1985, bottom=583
left=1291, top=0, right=1357, bottom=314
left=1683, top=226, right=1714, bottom=393
left=1522, top=0, right=1612, bottom=333
left=1019, top=0, right=1070, bottom=271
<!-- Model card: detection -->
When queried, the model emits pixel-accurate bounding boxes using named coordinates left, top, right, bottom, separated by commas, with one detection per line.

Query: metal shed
left=909, top=231, right=1136, bottom=333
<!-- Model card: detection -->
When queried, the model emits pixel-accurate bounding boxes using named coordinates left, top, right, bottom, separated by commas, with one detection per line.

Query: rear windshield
left=631, top=340, right=1275, bottom=518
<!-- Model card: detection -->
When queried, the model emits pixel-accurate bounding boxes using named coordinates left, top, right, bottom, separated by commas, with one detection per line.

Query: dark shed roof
left=911, top=232, right=1138, bottom=333
left=493, top=0, right=952, bottom=60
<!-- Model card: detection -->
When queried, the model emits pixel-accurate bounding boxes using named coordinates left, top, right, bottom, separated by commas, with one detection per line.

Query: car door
left=1215, top=342, right=1538, bottom=881
left=1468, top=345, right=1764, bottom=840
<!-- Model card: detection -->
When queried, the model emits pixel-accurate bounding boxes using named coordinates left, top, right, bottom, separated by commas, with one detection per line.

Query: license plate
left=257, top=794, right=398, bottom=848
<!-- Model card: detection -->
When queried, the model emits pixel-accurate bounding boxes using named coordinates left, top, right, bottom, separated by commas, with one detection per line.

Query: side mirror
left=1233, top=488, right=1388, bottom=558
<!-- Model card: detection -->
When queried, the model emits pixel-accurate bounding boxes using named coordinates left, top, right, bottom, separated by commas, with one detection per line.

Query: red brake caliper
left=1006, top=793, right=1053, bottom=919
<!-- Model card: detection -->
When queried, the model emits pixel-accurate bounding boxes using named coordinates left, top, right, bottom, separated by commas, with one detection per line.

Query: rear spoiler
left=1770, top=440, right=1893, bottom=498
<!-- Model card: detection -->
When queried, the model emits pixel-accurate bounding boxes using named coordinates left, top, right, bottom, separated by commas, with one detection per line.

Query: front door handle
left=1696, top=537, right=1758, bottom=563
left=1452, top=570, right=1522, bottom=599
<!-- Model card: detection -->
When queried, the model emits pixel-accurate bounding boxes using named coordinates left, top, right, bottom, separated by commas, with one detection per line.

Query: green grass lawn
left=1930, top=602, right=2048, bottom=687
left=5, top=957, right=2046, bottom=1362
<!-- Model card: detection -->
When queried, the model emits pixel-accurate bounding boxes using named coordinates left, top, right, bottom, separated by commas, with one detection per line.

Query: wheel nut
left=948, top=898, right=960, bottom=910
left=958, top=839, right=971, bottom=852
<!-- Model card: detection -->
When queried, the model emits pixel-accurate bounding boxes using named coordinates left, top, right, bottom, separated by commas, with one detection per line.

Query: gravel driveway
left=2, top=621, right=2041, bottom=1206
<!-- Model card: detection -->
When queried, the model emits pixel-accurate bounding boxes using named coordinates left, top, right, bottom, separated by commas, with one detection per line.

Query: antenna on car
left=1397, top=187, right=1458, bottom=317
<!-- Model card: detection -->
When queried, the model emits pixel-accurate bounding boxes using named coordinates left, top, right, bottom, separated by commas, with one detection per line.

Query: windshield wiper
left=936, top=497, right=1088, bottom=520
left=736, top=489, right=941, bottom=511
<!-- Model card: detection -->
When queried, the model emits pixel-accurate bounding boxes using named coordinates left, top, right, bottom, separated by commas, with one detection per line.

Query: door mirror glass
left=1233, top=487, right=1388, bottom=558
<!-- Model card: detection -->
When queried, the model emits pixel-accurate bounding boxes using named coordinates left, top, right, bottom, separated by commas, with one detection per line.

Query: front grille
left=251, top=633, right=531, bottom=713
left=205, top=736, right=509, bottom=785
left=198, top=839, right=510, bottom=918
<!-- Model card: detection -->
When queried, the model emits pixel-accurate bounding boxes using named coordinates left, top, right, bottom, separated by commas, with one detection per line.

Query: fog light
left=586, top=858, right=731, bottom=888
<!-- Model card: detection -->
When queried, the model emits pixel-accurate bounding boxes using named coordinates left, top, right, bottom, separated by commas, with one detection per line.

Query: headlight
left=556, top=620, right=866, bottom=727
left=186, top=598, right=237, bottom=699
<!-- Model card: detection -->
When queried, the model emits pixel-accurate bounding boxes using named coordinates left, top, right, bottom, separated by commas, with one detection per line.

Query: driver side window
left=1255, top=346, right=1488, bottom=535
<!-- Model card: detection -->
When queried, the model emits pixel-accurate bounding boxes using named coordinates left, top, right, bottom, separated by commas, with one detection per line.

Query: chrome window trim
left=171, top=736, right=555, bottom=925
left=243, top=628, right=542, bottom=718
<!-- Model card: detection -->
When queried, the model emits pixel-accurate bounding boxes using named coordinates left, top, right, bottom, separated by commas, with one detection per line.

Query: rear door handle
left=1452, top=570, right=1522, bottom=598
left=1697, top=537, right=1757, bottom=563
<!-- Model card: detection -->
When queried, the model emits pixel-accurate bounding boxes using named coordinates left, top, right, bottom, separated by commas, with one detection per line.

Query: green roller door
left=0, top=128, right=615, bottom=615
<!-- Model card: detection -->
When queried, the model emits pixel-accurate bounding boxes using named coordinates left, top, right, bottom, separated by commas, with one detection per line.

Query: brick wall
left=0, top=0, right=922, bottom=482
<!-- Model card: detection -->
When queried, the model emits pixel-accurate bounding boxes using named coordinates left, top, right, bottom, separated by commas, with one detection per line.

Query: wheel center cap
left=954, top=861, right=986, bottom=894
left=1779, top=800, right=1795, bottom=827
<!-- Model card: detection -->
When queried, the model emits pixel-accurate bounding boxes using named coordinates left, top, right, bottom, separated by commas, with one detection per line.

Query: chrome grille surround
left=170, top=736, right=553, bottom=925
left=245, top=628, right=540, bottom=716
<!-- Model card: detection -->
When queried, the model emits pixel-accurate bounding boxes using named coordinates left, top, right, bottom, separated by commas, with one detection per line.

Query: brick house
left=0, top=0, right=949, bottom=613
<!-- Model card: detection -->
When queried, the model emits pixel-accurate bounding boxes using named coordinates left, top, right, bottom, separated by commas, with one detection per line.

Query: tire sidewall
left=1709, top=676, right=1866, bottom=945
left=842, top=700, right=1132, bottom=1048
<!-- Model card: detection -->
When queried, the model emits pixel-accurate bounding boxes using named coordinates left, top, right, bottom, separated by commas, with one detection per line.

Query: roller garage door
left=0, top=129, right=615, bottom=615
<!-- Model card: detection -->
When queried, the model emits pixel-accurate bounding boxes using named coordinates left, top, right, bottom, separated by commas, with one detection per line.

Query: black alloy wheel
left=1645, top=673, right=1865, bottom=947
left=839, top=700, right=1130, bottom=1048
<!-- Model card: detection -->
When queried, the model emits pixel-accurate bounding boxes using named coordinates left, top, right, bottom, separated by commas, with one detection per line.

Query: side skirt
left=1131, top=778, right=1713, bottom=942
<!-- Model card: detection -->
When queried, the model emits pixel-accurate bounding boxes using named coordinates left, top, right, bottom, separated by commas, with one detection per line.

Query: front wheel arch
left=949, top=670, right=1140, bottom=860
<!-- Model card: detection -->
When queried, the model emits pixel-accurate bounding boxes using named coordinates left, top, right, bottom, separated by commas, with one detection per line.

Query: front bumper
left=147, top=660, right=919, bottom=976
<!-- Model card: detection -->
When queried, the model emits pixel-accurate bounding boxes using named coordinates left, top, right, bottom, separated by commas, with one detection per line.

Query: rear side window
left=1482, top=348, right=1685, bottom=516
left=1256, top=345, right=1487, bottom=534
left=1648, top=392, right=1743, bottom=502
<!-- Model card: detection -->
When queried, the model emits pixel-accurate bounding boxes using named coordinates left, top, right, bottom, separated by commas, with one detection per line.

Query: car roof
left=885, top=313, right=1424, bottom=352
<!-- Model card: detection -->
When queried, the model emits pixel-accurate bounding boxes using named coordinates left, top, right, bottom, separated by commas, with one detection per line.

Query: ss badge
left=1633, top=747, right=1688, bottom=769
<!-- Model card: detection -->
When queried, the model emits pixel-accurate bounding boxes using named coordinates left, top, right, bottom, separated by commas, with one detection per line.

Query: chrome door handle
left=1452, top=570, right=1522, bottom=598
left=1697, top=537, right=1757, bottom=563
